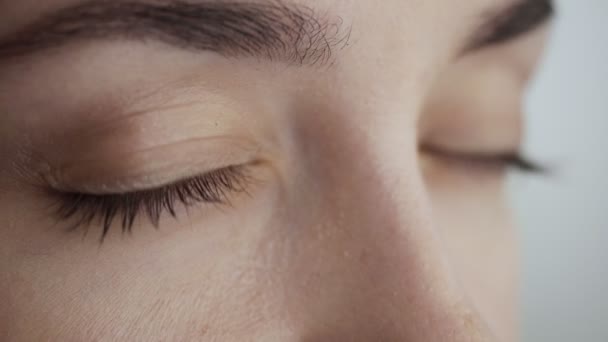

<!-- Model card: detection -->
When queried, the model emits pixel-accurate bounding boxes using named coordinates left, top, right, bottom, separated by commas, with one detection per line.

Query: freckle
left=199, top=324, right=210, bottom=337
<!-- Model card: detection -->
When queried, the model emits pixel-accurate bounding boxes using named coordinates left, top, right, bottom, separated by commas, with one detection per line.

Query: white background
left=512, top=1, right=608, bottom=341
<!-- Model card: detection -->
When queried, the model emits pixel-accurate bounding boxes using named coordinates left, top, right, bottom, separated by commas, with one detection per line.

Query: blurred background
left=511, top=1, right=608, bottom=341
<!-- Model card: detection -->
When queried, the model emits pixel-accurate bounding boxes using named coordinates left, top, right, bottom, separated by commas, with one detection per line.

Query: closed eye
left=421, top=145, right=547, bottom=174
left=49, top=165, right=251, bottom=242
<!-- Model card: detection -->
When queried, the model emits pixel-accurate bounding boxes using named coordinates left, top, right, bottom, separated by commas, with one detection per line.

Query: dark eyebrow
left=0, top=0, right=351, bottom=66
left=465, top=0, right=554, bottom=52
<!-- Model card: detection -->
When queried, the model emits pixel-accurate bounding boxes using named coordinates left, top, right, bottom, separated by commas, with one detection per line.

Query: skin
left=0, top=0, right=551, bottom=341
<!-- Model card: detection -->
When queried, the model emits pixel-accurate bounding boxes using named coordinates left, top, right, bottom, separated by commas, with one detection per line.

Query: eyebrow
left=0, top=0, right=552, bottom=67
left=0, top=0, right=351, bottom=66
left=466, top=0, right=554, bottom=52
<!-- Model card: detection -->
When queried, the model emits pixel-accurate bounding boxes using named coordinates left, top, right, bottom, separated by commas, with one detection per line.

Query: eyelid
left=45, top=136, right=262, bottom=194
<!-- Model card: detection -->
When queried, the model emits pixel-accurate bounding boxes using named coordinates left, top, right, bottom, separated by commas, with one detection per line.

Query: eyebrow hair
left=0, top=0, right=351, bottom=66
left=466, top=0, right=554, bottom=52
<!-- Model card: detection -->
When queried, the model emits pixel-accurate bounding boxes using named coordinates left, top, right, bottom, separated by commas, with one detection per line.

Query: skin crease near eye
left=0, top=0, right=554, bottom=341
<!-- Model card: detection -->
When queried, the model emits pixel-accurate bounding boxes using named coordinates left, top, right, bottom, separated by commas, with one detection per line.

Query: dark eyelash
left=51, top=166, right=250, bottom=242
left=446, top=152, right=548, bottom=173
left=493, top=153, right=547, bottom=173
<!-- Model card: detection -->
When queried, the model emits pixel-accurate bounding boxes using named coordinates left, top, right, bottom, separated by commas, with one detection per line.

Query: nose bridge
left=282, top=109, right=494, bottom=340
left=296, top=100, right=428, bottom=244
left=290, top=100, right=434, bottom=264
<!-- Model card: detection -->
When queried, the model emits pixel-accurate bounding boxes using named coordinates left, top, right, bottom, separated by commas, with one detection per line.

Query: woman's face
left=0, top=0, right=552, bottom=340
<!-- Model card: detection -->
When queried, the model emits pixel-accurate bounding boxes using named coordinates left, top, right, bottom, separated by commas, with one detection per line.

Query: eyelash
left=48, top=149, right=540, bottom=241
left=447, top=152, right=545, bottom=173
left=51, top=166, right=250, bottom=241
left=420, top=145, right=546, bottom=173
left=481, top=153, right=546, bottom=173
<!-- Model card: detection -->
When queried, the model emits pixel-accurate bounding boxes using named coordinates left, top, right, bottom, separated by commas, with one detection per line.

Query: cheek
left=424, top=166, right=518, bottom=341
left=0, top=179, right=289, bottom=341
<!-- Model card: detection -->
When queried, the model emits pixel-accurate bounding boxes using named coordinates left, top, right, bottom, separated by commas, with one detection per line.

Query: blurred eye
left=420, top=144, right=545, bottom=174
